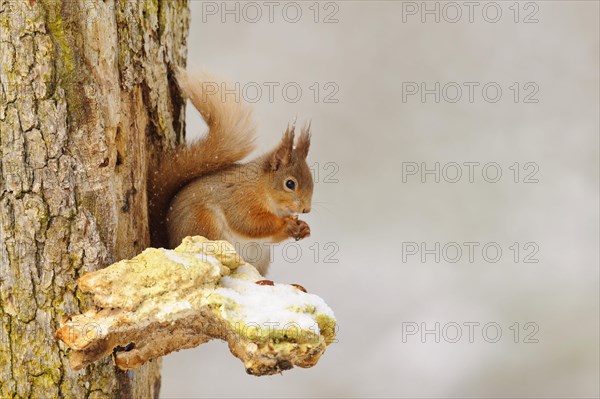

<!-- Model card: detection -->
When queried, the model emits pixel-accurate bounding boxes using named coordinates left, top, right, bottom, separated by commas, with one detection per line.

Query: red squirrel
left=148, top=69, right=313, bottom=274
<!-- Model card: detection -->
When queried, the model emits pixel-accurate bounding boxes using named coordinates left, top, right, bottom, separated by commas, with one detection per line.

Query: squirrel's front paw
left=285, top=217, right=311, bottom=241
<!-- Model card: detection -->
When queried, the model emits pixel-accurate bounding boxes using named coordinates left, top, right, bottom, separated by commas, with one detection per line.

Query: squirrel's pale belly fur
left=149, top=69, right=314, bottom=275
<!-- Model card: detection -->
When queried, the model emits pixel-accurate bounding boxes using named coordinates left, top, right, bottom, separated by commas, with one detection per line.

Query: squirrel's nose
left=302, top=207, right=311, bottom=213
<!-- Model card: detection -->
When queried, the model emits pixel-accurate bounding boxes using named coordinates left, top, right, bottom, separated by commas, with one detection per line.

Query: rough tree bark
left=0, top=1, right=189, bottom=397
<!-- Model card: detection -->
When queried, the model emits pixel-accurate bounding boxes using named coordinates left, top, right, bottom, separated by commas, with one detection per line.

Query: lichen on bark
left=0, top=0, right=189, bottom=397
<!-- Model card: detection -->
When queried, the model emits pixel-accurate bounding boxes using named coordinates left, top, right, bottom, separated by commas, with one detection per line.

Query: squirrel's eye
left=285, top=179, right=296, bottom=191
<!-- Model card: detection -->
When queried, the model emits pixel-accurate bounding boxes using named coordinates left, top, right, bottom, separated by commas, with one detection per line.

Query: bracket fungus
left=55, top=236, right=336, bottom=375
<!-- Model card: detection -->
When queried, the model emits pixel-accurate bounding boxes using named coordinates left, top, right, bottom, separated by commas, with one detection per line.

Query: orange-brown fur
left=148, top=69, right=313, bottom=274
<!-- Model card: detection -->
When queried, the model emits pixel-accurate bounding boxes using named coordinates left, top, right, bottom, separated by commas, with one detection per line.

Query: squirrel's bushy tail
left=148, top=68, right=256, bottom=247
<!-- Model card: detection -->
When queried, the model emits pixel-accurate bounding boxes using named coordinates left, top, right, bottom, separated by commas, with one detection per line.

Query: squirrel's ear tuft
left=270, top=125, right=295, bottom=171
left=295, top=122, right=311, bottom=160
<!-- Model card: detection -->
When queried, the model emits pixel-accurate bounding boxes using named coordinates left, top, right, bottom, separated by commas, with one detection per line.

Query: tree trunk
left=0, top=0, right=188, bottom=397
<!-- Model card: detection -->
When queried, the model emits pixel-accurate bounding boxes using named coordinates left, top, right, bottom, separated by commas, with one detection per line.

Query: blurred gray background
left=161, top=1, right=599, bottom=397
